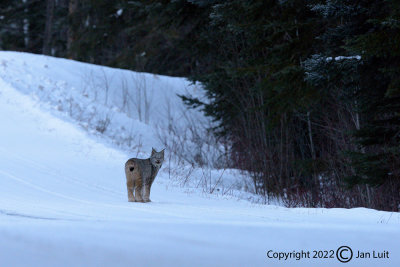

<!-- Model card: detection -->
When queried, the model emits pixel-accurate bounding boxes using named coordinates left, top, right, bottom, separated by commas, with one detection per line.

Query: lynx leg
left=143, top=184, right=152, bottom=202
left=126, top=179, right=135, bottom=202
left=134, top=176, right=144, bottom=202
left=125, top=166, right=135, bottom=202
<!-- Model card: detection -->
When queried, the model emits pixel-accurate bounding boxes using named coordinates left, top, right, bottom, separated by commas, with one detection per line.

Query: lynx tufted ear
left=161, top=148, right=165, bottom=156
left=151, top=147, right=156, bottom=155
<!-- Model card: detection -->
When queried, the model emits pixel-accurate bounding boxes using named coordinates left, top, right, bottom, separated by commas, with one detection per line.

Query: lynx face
left=150, top=148, right=165, bottom=168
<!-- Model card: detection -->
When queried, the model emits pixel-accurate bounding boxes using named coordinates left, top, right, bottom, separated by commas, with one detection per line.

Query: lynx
left=125, top=148, right=164, bottom=202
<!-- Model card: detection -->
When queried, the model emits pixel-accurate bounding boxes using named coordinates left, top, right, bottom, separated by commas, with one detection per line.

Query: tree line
left=1, top=0, right=399, bottom=210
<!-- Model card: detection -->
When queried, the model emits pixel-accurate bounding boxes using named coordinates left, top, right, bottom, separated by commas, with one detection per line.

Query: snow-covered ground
left=0, top=52, right=399, bottom=267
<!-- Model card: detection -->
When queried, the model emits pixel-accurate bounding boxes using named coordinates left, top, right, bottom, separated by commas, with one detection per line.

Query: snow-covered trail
left=0, top=70, right=399, bottom=267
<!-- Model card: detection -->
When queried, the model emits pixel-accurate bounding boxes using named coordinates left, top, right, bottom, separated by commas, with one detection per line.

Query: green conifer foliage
left=185, top=0, right=322, bottom=200
left=344, top=0, right=400, bottom=209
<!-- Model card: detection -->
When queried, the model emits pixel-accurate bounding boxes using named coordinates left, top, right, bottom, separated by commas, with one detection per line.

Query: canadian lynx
left=125, top=148, right=164, bottom=202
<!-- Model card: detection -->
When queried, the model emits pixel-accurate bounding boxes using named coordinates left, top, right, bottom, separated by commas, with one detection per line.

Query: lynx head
left=150, top=148, right=165, bottom=168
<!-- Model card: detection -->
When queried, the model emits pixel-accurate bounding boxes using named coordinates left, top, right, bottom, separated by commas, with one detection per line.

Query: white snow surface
left=0, top=52, right=399, bottom=267
left=325, top=55, right=362, bottom=62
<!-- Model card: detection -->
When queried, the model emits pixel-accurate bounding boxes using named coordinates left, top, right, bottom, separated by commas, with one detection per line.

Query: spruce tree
left=185, top=0, right=322, bottom=199
left=345, top=0, right=400, bottom=209
left=306, top=0, right=400, bottom=210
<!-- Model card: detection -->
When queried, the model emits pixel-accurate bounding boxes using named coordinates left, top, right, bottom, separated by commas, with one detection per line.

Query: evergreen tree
left=66, top=0, right=209, bottom=76
left=305, top=0, right=400, bottom=210
left=0, top=0, right=68, bottom=56
left=184, top=0, right=321, bottom=199
left=345, top=0, right=400, bottom=209
left=0, top=0, right=37, bottom=51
